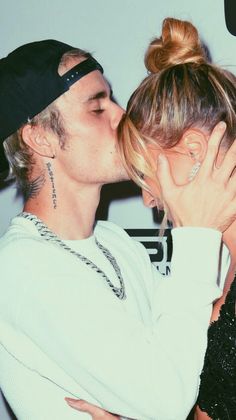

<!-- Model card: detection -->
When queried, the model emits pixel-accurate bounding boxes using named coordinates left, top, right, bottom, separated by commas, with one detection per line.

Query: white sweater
left=0, top=217, right=227, bottom=420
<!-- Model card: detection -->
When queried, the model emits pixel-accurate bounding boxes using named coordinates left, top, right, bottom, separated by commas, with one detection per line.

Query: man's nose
left=111, top=102, right=125, bottom=130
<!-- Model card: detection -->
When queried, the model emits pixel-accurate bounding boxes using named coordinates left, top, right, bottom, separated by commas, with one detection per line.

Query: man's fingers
left=65, top=398, right=101, bottom=414
left=200, top=121, right=226, bottom=177
left=65, top=398, right=119, bottom=419
left=216, top=138, right=236, bottom=182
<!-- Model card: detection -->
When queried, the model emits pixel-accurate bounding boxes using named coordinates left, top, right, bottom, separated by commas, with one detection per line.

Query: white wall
left=0, top=1, right=235, bottom=417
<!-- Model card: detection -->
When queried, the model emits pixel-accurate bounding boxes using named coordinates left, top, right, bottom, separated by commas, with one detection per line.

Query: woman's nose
left=142, top=189, right=156, bottom=208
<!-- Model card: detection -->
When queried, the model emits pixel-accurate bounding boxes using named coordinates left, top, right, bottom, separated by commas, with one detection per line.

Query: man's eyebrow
left=87, top=90, right=108, bottom=101
left=86, top=88, right=113, bottom=102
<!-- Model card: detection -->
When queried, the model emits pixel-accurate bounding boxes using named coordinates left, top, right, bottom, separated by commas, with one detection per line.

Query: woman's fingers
left=215, top=138, right=236, bottom=183
left=227, top=167, right=236, bottom=191
left=65, top=398, right=120, bottom=419
left=199, top=121, right=226, bottom=178
left=156, top=153, right=175, bottom=197
left=153, top=122, right=236, bottom=231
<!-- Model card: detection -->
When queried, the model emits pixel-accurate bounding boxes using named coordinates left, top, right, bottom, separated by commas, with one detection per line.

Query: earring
left=51, top=154, right=55, bottom=159
left=188, top=161, right=201, bottom=181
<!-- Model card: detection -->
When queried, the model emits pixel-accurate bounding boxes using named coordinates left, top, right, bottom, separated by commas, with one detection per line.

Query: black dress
left=197, top=278, right=236, bottom=420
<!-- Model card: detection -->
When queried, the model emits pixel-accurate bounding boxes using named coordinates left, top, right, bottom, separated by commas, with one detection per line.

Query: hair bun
left=145, top=17, right=207, bottom=73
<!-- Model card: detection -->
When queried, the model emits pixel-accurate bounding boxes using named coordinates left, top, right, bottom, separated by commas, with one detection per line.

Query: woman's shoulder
left=197, top=276, right=236, bottom=419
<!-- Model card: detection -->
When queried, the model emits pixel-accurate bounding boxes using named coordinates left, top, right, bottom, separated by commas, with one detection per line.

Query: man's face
left=54, top=64, right=128, bottom=187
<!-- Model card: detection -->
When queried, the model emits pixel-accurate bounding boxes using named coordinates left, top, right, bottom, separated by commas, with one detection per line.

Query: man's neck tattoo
left=25, top=173, right=46, bottom=200
left=46, top=162, right=57, bottom=209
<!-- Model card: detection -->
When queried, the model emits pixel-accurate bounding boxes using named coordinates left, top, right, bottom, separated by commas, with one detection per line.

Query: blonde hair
left=119, top=18, right=236, bottom=194
left=3, top=48, right=90, bottom=196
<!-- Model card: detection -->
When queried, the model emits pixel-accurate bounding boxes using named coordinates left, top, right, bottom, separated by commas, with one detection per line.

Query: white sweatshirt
left=0, top=217, right=227, bottom=420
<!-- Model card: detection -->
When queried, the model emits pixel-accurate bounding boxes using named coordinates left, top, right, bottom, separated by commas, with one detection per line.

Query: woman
left=122, top=18, right=236, bottom=420
left=120, top=17, right=236, bottom=420
left=66, top=17, right=236, bottom=420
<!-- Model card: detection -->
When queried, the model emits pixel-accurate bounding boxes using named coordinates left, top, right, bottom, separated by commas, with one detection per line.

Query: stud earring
left=188, top=161, right=201, bottom=181
left=51, top=154, right=55, bottom=159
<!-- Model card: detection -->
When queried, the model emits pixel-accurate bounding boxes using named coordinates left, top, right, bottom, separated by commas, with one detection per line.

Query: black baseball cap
left=0, top=39, right=103, bottom=173
left=224, top=0, right=236, bottom=36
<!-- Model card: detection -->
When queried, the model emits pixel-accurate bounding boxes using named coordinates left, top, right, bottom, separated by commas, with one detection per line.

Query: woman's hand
left=157, top=122, right=236, bottom=232
left=65, top=398, right=120, bottom=419
left=194, top=404, right=210, bottom=420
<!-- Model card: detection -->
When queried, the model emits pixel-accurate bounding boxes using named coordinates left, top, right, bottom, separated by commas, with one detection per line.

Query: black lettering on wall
left=126, top=228, right=172, bottom=275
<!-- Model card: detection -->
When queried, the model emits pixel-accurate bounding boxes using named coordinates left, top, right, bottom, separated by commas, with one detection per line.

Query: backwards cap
left=0, top=39, right=103, bottom=173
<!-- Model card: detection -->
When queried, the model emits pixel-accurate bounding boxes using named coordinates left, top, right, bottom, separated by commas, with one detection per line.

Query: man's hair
left=3, top=48, right=89, bottom=196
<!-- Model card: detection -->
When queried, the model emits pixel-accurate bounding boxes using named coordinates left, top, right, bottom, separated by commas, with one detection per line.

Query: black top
left=197, top=277, right=236, bottom=420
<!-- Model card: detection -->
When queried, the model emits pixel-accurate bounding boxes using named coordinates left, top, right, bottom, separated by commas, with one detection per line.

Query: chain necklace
left=19, top=212, right=126, bottom=300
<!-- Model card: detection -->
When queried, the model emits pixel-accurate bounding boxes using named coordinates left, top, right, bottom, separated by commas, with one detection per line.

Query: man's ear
left=21, top=124, right=55, bottom=158
left=181, top=129, right=208, bottom=162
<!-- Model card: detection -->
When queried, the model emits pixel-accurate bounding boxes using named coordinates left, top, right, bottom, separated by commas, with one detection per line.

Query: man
left=0, top=39, right=232, bottom=420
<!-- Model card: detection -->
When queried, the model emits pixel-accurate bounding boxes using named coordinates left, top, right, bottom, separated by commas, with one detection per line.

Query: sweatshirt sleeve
left=153, top=227, right=223, bottom=313
left=3, top=227, right=223, bottom=420
left=147, top=227, right=223, bottom=418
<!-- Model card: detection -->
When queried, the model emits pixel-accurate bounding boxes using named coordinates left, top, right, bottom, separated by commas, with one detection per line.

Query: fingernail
left=65, top=398, right=78, bottom=402
left=65, top=398, right=83, bottom=407
left=218, top=121, right=226, bottom=129
left=158, top=153, right=165, bottom=163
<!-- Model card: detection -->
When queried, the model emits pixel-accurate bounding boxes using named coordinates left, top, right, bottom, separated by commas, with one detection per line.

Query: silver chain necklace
left=19, top=212, right=126, bottom=300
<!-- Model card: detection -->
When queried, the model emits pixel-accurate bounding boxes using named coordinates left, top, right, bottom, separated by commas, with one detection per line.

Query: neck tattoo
left=19, top=212, right=126, bottom=300
left=25, top=172, right=46, bottom=200
left=46, top=162, right=57, bottom=209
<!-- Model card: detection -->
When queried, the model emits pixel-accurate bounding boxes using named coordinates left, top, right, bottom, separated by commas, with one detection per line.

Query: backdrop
left=0, top=0, right=235, bottom=418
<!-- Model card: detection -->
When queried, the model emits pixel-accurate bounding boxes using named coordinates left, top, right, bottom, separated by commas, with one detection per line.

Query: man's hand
left=65, top=398, right=120, bottom=419
left=157, top=122, right=236, bottom=232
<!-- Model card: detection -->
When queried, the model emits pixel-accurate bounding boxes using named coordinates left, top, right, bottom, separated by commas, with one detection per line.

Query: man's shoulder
left=0, top=217, right=41, bottom=254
